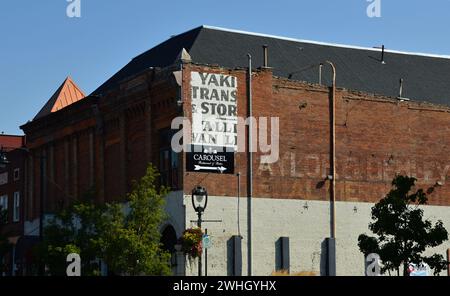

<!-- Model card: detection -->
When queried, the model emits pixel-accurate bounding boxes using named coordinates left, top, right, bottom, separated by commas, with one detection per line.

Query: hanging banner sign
left=203, top=234, right=212, bottom=249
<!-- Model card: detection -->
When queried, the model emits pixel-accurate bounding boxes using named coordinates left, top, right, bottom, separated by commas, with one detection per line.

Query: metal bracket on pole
left=190, top=219, right=223, bottom=223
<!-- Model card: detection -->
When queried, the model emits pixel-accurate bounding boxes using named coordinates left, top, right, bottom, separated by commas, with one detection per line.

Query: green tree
left=36, top=164, right=171, bottom=276
left=101, top=165, right=171, bottom=275
left=358, top=175, right=449, bottom=276
left=36, top=201, right=108, bottom=275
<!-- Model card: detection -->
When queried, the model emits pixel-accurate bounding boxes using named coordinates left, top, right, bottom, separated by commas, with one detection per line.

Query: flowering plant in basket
left=180, top=227, right=203, bottom=259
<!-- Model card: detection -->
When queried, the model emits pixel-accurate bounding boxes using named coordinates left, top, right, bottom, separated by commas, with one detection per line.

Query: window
left=159, top=129, right=179, bottom=189
left=0, top=172, right=7, bottom=186
left=13, top=192, right=20, bottom=222
left=0, top=195, right=8, bottom=223
left=275, top=237, right=290, bottom=273
left=159, top=149, right=179, bottom=188
left=13, top=168, right=20, bottom=181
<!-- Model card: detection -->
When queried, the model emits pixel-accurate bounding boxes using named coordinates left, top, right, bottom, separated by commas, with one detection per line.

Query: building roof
left=34, top=77, right=86, bottom=120
left=0, top=134, right=25, bottom=151
left=93, top=25, right=450, bottom=107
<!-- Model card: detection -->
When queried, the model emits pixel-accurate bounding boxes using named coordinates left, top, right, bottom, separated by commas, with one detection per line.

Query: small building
left=20, top=26, right=450, bottom=276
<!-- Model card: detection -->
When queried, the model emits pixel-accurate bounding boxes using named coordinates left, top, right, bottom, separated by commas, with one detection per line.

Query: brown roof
left=34, top=77, right=86, bottom=120
left=0, top=135, right=25, bottom=151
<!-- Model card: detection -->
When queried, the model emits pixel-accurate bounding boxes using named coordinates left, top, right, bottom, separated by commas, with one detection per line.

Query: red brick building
left=0, top=134, right=27, bottom=275
left=20, top=26, right=450, bottom=275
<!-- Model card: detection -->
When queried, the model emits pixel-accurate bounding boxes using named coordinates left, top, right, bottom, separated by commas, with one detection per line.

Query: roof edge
left=21, top=95, right=99, bottom=132
left=202, top=25, right=450, bottom=60
left=131, top=26, right=204, bottom=62
left=0, top=134, right=25, bottom=138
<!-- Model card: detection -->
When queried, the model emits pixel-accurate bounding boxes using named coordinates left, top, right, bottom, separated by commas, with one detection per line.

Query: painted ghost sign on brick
left=190, top=72, right=238, bottom=150
left=187, top=72, right=237, bottom=174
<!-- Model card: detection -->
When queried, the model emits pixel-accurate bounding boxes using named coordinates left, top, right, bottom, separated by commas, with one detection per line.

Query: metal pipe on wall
left=246, top=53, right=253, bottom=276
left=237, top=172, right=241, bottom=237
left=324, top=60, right=337, bottom=239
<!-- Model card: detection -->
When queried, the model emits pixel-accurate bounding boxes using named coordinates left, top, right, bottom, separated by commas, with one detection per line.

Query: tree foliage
left=36, top=164, right=171, bottom=276
left=358, top=175, right=449, bottom=276
left=0, top=206, right=12, bottom=275
left=0, top=235, right=11, bottom=275
left=101, top=165, right=171, bottom=275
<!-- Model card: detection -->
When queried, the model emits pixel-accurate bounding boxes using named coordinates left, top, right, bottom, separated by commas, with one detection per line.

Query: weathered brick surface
left=182, top=64, right=450, bottom=206
left=22, top=61, right=450, bottom=222
left=22, top=67, right=181, bottom=219
left=19, top=61, right=450, bottom=276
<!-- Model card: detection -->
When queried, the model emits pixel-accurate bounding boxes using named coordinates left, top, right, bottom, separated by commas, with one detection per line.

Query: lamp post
left=191, top=186, right=208, bottom=276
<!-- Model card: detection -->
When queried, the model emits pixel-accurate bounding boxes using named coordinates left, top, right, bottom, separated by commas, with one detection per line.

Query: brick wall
left=22, top=67, right=181, bottom=216
left=0, top=148, right=27, bottom=237
left=22, top=61, right=450, bottom=219
left=183, top=63, right=450, bottom=206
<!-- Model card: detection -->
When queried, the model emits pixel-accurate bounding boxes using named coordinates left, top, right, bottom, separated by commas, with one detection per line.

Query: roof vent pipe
left=319, top=63, right=323, bottom=85
left=397, top=78, right=410, bottom=101
left=263, top=45, right=268, bottom=68
left=373, top=45, right=386, bottom=64
left=399, top=78, right=404, bottom=98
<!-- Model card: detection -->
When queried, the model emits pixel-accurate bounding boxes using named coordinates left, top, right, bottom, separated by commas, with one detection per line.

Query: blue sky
left=1, top=0, right=449, bottom=135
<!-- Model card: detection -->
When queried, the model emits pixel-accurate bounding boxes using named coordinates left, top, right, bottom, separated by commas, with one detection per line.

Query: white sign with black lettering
left=191, top=72, right=237, bottom=150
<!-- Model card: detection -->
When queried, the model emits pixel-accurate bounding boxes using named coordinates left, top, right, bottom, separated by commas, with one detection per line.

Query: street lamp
left=191, top=186, right=208, bottom=276
left=192, top=186, right=208, bottom=219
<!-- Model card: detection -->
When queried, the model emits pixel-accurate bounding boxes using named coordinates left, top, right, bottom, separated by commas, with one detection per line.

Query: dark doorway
left=161, top=225, right=178, bottom=274
left=161, top=225, right=177, bottom=253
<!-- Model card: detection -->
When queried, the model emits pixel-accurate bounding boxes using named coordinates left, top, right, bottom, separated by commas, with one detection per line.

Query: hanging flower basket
left=179, top=227, right=203, bottom=259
